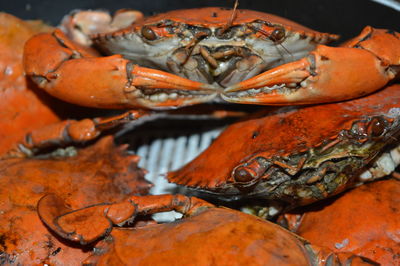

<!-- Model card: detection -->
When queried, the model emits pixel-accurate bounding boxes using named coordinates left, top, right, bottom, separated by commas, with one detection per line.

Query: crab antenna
left=180, top=32, right=209, bottom=66
left=220, top=0, right=239, bottom=33
left=278, top=43, right=294, bottom=60
left=228, top=0, right=239, bottom=27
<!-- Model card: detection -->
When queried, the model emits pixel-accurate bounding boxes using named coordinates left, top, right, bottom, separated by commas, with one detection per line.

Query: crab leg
left=4, top=110, right=148, bottom=158
left=24, top=29, right=217, bottom=109
left=37, top=194, right=213, bottom=244
left=223, top=27, right=399, bottom=105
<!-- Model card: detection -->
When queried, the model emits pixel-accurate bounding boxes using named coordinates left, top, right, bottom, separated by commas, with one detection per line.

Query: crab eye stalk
left=141, top=26, right=158, bottom=40
left=270, top=26, right=286, bottom=43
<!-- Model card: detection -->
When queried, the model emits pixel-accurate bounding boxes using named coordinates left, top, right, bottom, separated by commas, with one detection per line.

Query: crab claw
left=127, top=64, right=218, bottom=109
left=38, top=194, right=213, bottom=245
left=37, top=194, right=121, bottom=244
left=24, top=30, right=218, bottom=110
left=223, top=27, right=399, bottom=105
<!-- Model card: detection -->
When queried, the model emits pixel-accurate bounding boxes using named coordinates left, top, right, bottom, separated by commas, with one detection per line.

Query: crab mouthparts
left=169, top=45, right=273, bottom=89
left=167, top=43, right=313, bottom=105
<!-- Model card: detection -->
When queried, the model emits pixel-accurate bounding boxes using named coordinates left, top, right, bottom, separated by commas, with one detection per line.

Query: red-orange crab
left=0, top=136, right=151, bottom=264
left=0, top=12, right=128, bottom=159
left=20, top=7, right=399, bottom=156
left=0, top=13, right=62, bottom=157
left=37, top=194, right=377, bottom=265
left=278, top=178, right=400, bottom=265
left=168, top=84, right=400, bottom=209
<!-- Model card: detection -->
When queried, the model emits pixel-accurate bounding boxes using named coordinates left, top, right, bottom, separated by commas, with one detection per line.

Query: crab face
left=93, top=7, right=337, bottom=89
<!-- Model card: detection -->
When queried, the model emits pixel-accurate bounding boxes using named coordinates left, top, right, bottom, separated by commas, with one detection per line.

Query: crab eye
left=233, top=157, right=269, bottom=184
left=233, top=166, right=255, bottom=183
left=368, top=117, right=387, bottom=137
left=141, top=26, right=157, bottom=40
left=270, top=26, right=286, bottom=43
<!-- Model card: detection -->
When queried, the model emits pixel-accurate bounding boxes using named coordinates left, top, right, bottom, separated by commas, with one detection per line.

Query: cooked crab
left=0, top=13, right=62, bottom=157
left=25, top=7, right=399, bottom=108
left=20, top=7, right=398, bottom=156
left=0, top=136, right=151, bottom=264
left=37, top=193, right=377, bottom=266
left=168, top=84, right=400, bottom=208
left=278, top=178, right=400, bottom=265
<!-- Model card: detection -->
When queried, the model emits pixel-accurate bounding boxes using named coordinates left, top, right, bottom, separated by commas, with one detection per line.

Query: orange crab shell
left=125, top=7, right=334, bottom=35
left=88, top=208, right=310, bottom=265
left=281, top=178, right=400, bottom=265
left=0, top=13, right=62, bottom=157
left=0, top=136, right=151, bottom=264
left=168, top=84, right=400, bottom=205
left=83, top=207, right=373, bottom=265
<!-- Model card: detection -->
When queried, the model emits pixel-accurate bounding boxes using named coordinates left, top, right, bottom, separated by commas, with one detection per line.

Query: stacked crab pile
left=0, top=7, right=399, bottom=265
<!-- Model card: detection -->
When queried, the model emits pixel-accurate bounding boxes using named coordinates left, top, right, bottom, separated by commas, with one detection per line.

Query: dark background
left=1, top=0, right=399, bottom=41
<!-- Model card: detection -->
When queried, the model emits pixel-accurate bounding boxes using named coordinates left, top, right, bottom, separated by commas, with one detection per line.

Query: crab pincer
left=223, top=27, right=400, bottom=105
left=37, top=194, right=213, bottom=244
left=24, top=29, right=218, bottom=110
